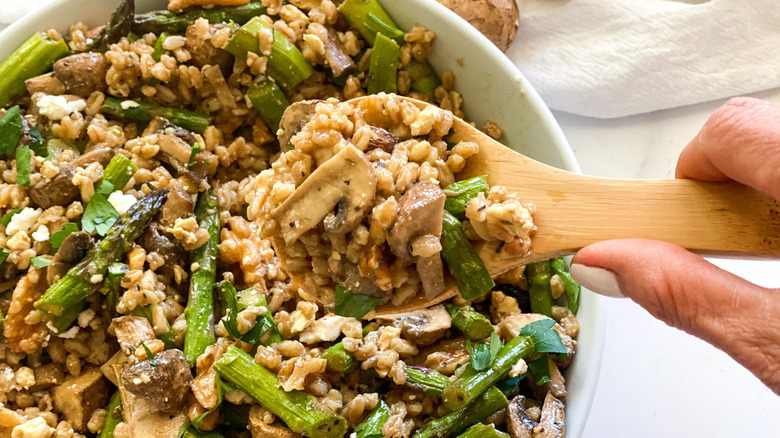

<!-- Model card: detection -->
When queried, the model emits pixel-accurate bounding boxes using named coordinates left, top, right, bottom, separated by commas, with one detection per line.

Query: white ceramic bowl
left=0, top=1, right=605, bottom=436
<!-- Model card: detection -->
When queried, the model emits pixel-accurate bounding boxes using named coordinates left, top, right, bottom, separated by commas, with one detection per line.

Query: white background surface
left=2, top=5, right=779, bottom=437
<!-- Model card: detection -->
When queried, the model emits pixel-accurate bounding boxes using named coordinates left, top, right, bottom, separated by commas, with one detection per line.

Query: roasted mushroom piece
left=29, top=147, right=117, bottom=208
left=435, top=0, right=520, bottom=51
left=277, top=100, right=319, bottom=150
left=274, top=144, right=377, bottom=243
left=120, top=349, right=193, bottom=414
left=47, top=231, right=92, bottom=285
left=535, top=393, right=565, bottom=438
left=396, top=305, right=452, bottom=345
left=52, top=53, right=109, bottom=97
left=506, top=395, right=537, bottom=438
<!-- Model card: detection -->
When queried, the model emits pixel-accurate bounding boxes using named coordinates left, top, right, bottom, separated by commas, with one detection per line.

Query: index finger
left=676, top=97, right=780, bottom=199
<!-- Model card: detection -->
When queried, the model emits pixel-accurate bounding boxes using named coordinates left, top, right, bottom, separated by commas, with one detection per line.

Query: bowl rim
left=0, top=0, right=606, bottom=436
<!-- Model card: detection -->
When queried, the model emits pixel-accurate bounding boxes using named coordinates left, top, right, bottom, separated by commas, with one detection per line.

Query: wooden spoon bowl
left=368, top=95, right=780, bottom=316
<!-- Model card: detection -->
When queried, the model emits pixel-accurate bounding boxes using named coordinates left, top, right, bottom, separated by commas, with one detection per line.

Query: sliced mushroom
left=186, top=22, right=233, bottom=70
left=25, top=72, right=66, bottom=95
left=435, top=0, right=519, bottom=51
left=52, top=53, right=109, bottom=97
left=335, top=260, right=386, bottom=299
left=120, top=349, right=193, bottom=414
left=388, top=181, right=447, bottom=298
left=29, top=147, right=117, bottom=208
left=395, top=305, right=451, bottom=345
left=274, top=144, right=376, bottom=243
left=161, top=185, right=195, bottom=228
left=323, top=27, right=356, bottom=77
left=109, top=316, right=156, bottom=355
left=47, top=231, right=92, bottom=285
left=138, top=223, right=185, bottom=275
left=156, top=130, right=208, bottom=184
left=278, top=100, right=320, bottom=150
left=534, top=393, right=565, bottom=438
left=365, top=126, right=399, bottom=152
left=506, top=395, right=538, bottom=438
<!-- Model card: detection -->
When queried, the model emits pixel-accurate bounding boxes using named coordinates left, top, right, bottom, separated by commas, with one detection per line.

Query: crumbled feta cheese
left=11, top=417, right=54, bottom=438
left=120, top=100, right=140, bottom=110
left=6, top=207, right=42, bottom=237
left=509, top=358, right=528, bottom=378
left=299, top=314, right=356, bottom=344
left=77, top=308, right=96, bottom=328
left=56, top=325, right=79, bottom=339
left=36, top=94, right=86, bottom=120
left=31, top=225, right=50, bottom=242
left=14, top=367, right=35, bottom=390
left=107, top=191, right=138, bottom=215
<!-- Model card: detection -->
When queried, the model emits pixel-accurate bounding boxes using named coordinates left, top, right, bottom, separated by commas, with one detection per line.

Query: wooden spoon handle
left=528, top=177, right=780, bottom=257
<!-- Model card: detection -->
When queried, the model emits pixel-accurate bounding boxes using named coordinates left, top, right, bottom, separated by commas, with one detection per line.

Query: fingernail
left=569, top=264, right=625, bottom=298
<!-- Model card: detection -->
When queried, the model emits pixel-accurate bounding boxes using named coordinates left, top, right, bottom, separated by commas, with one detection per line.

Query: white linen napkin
left=508, top=0, right=780, bottom=118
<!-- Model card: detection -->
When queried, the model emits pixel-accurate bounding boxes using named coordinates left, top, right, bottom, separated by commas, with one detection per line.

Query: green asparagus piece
left=405, top=366, right=449, bottom=398
left=402, top=60, right=441, bottom=102
left=0, top=32, right=69, bottom=107
left=526, top=261, right=553, bottom=318
left=441, top=335, right=533, bottom=410
left=322, top=342, right=356, bottom=373
left=130, top=305, right=176, bottom=349
left=443, top=176, right=489, bottom=220
left=366, top=34, right=399, bottom=95
left=457, top=423, right=509, bottom=438
left=551, top=257, right=581, bottom=314
left=215, top=346, right=348, bottom=438
left=184, top=190, right=220, bottom=366
left=132, top=3, right=268, bottom=35
left=414, top=387, right=508, bottom=438
left=354, top=400, right=389, bottom=438
left=97, top=391, right=123, bottom=438
left=98, top=154, right=138, bottom=194
left=151, top=32, right=169, bottom=62
left=224, top=17, right=314, bottom=89
left=35, top=190, right=168, bottom=332
left=445, top=304, right=494, bottom=341
left=338, top=0, right=405, bottom=46
left=440, top=211, right=494, bottom=300
left=247, top=77, right=290, bottom=132
left=102, top=97, right=212, bottom=133
left=88, top=0, right=134, bottom=52
left=100, top=262, right=128, bottom=329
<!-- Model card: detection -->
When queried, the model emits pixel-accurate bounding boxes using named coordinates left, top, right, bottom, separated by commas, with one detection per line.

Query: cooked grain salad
left=0, top=0, right=581, bottom=437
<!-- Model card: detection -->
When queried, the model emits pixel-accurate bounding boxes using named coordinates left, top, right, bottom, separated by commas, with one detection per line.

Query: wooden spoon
left=368, top=95, right=780, bottom=316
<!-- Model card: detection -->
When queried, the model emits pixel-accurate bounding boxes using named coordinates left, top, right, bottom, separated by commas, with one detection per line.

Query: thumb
left=570, top=239, right=780, bottom=394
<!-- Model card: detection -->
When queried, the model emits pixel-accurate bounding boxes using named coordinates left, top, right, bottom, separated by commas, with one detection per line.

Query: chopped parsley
left=0, top=106, right=23, bottom=156
left=187, top=142, right=200, bottom=167
left=15, top=145, right=31, bottom=187
left=81, top=193, right=119, bottom=236
left=467, top=332, right=503, bottom=371
left=30, top=256, right=51, bottom=269
left=334, top=285, right=381, bottom=318
left=519, top=319, right=568, bottom=354
left=0, top=208, right=22, bottom=227
left=140, top=341, right=157, bottom=367
left=49, top=223, right=79, bottom=251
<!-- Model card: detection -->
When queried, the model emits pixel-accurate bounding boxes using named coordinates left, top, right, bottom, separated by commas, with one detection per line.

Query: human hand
left=569, top=97, right=780, bottom=395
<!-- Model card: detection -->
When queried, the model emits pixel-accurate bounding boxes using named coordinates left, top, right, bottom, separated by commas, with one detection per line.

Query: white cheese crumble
left=120, top=100, right=140, bottom=110
left=31, top=225, right=50, bottom=242
left=36, top=94, right=86, bottom=121
left=56, top=325, right=79, bottom=339
left=6, top=207, right=42, bottom=237
left=11, top=417, right=54, bottom=438
left=77, top=308, right=96, bottom=328
left=107, top=191, right=138, bottom=215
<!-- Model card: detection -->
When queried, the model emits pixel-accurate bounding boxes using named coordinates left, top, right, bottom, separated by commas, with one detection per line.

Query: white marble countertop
left=2, top=7, right=779, bottom=438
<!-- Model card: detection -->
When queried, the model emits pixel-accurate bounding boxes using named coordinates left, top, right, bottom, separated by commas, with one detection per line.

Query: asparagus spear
left=354, top=400, right=389, bottom=438
left=443, top=176, right=489, bottom=220
left=184, top=190, right=220, bottom=366
left=102, top=97, right=212, bottom=133
left=440, top=211, right=495, bottom=300
left=132, top=3, right=268, bottom=35
left=551, top=257, right=581, bottom=314
left=403, top=61, right=441, bottom=102
left=224, top=17, right=314, bottom=90
left=97, top=391, right=123, bottom=438
left=445, top=304, right=494, bottom=341
left=366, top=34, right=399, bottom=95
left=214, top=346, right=348, bottom=438
left=405, top=366, right=449, bottom=398
left=457, top=423, right=509, bottom=438
left=441, top=335, right=533, bottom=410
left=97, top=154, right=138, bottom=193
left=35, top=190, right=168, bottom=332
left=100, top=262, right=128, bottom=329
left=338, top=0, right=405, bottom=46
left=87, top=0, right=134, bottom=52
left=0, top=32, right=69, bottom=107
left=413, top=387, right=508, bottom=438
left=247, top=77, right=290, bottom=132
left=322, top=342, right=356, bottom=373
left=526, top=261, right=554, bottom=318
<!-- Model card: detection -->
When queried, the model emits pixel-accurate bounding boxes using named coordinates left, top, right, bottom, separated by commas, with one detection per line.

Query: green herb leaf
left=97, top=180, right=115, bottom=196
left=496, top=375, right=522, bottom=396
left=527, top=355, right=552, bottom=386
left=0, top=106, right=23, bottom=156
left=140, top=341, right=157, bottom=367
left=217, top=281, right=281, bottom=346
left=467, top=332, right=503, bottom=371
left=334, top=285, right=381, bottom=318
left=519, top=319, right=567, bottom=354
left=15, top=145, right=31, bottom=187
left=187, top=142, right=200, bottom=168
left=50, top=223, right=79, bottom=250
left=27, top=126, right=47, bottom=157
left=82, top=193, right=119, bottom=236
left=0, top=208, right=22, bottom=227
left=0, top=249, right=9, bottom=267
left=488, top=332, right=503, bottom=363
left=30, top=256, right=51, bottom=269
